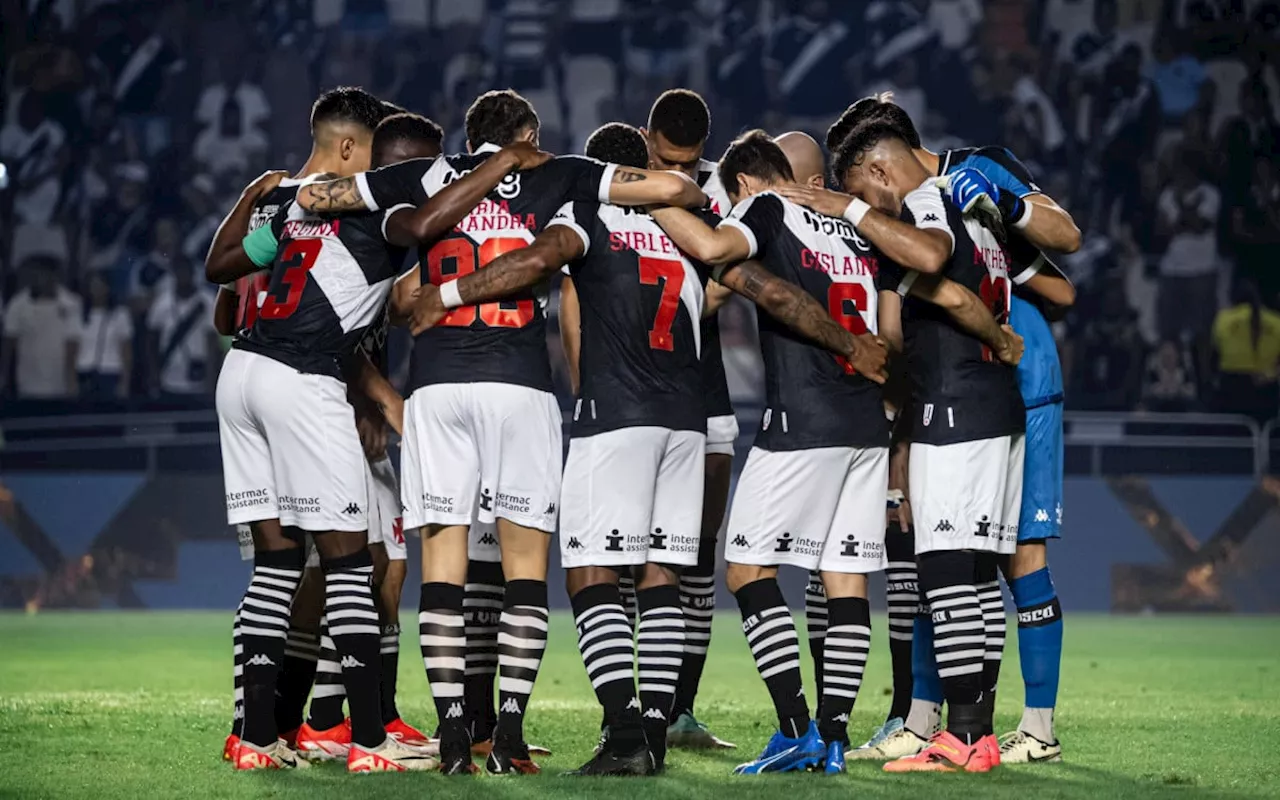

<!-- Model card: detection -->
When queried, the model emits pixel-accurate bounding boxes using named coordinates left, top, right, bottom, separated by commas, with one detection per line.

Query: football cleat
left=847, top=723, right=929, bottom=760
left=223, top=734, right=240, bottom=762
left=998, top=730, right=1062, bottom=763
left=732, top=721, right=825, bottom=775
left=848, top=716, right=904, bottom=756
left=593, top=725, right=610, bottom=755
left=667, top=712, right=737, bottom=750
left=823, top=740, right=846, bottom=775
left=883, top=731, right=999, bottom=773
left=295, top=719, right=352, bottom=761
left=486, top=740, right=541, bottom=775
left=234, top=739, right=310, bottom=770
left=439, top=731, right=478, bottom=775
left=280, top=726, right=300, bottom=750
left=385, top=718, right=432, bottom=749
left=348, top=736, right=439, bottom=772
left=565, top=745, right=655, bottom=777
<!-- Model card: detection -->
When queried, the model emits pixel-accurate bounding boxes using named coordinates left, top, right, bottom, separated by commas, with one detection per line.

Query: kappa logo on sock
left=245, top=654, right=276, bottom=667
left=445, top=702, right=464, bottom=719
left=650, top=528, right=667, bottom=549
left=340, top=655, right=365, bottom=668
left=478, top=532, right=497, bottom=546
left=500, top=697, right=522, bottom=715
left=626, top=697, right=642, bottom=710
left=832, top=713, right=849, bottom=723
left=643, top=708, right=666, bottom=720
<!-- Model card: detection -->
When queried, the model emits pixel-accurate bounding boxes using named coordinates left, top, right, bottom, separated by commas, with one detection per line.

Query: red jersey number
left=638, top=257, right=685, bottom=351
left=259, top=239, right=322, bottom=320
left=978, top=275, right=1010, bottom=363
left=827, top=283, right=869, bottom=374
left=424, top=237, right=535, bottom=328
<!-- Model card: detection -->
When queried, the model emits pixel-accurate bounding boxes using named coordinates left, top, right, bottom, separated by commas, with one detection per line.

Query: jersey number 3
left=638, top=257, right=685, bottom=351
left=427, top=237, right=535, bottom=328
left=259, top=239, right=322, bottom=320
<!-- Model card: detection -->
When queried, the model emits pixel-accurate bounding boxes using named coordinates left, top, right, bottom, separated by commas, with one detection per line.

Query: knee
left=819, top=571, right=867, bottom=600
left=725, top=562, right=770, bottom=594
left=1007, top=542, right=1047, bottom=580
left=565, top=566, right=618, bottom=598
left=635, top=562, right=679, bottom=590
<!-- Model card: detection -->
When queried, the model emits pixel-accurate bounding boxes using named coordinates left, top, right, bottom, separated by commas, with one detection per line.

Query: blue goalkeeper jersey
left=940, top=147, right=1064, bottom=408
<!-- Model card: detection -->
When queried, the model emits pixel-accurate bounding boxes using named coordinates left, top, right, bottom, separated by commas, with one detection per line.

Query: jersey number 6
left=426, top=237, right=535, bottom=328
left=827, top=283, right=868, bottom=374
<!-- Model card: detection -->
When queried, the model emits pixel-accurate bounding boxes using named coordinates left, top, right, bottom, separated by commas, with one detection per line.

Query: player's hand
left=501, top=141, right=554, bottom=171
left=408, top=283, right=448, bottom=335
left=847, top=333, right=889, bottom=384
left=355, top=406, right=389, bottom=461
left=244, top=170, right=289, bottom=201
left=947, top=167, right=1026, bottom=224
left=995, top=324, right=1024, bottom=366
left=775, top=185, right=856, bottom=218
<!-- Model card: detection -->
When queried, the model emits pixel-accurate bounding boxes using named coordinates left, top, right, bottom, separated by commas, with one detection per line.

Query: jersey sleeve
left=545, top=200, right=595, bottom=253
left=874, top=254, right=906, bottom=293
left=353, top=157, right=434, bottom=211
left=901, top=184, right=955, bottom=255
left=242, top=221, right=280, bottom=268
left=970, top=147, right=1041, bottom=197
left=720, top=193, right=785, bottom=260
left=550, top=155, right=618, bottom=204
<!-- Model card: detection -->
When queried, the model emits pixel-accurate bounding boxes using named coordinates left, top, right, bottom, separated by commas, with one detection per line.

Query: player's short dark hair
left=310, top=86, right=387, bottom=133
left=372, top=113, right=445, bottom=167
left=647, top=89, right=710, bottom=148
left=584, top=122, right=649, bottom=170
left=833, top=121, right=911, bottom=182
left=826, top=92, right=921, bottom=153
left=465, top=89, right=539, bottom=150
left=719, top=129, right=795, bottom=197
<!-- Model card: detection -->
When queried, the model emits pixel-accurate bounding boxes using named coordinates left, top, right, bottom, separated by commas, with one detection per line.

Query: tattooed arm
left=716, top=261, right=889, bottom=383
left=405, top=226, right=585, bottom=335
left=605, top=167, right=708, bottom=209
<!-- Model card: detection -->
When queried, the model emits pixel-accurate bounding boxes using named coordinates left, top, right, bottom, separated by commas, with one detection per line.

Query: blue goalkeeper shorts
left=1019, top=400, right=1063, bottom=541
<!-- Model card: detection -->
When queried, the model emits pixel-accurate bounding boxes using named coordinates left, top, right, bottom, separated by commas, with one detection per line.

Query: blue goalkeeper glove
left=947, top=167, right=1027, bottom=226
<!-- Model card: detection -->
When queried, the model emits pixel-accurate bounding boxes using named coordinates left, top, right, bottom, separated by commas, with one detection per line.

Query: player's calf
left=315, top=541, right=385, bottom=754
left=815, top=573, right=871, bottom=753
left=635, top=566, right=685, bottom=771
left=1004, top=541, right=1063, bottom=757
left=238, top=533, right=306, bottom=750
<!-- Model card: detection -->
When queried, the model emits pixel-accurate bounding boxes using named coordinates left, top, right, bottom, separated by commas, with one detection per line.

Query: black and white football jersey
left=893, top=180, right=1026, bottom=445
left=719, top=191, right=897, bottom=451
left=550, top=201, right=716, bottom=438
left=235, top=176, right=306, bottom=332
left=234, top=201, right=409, bottom=379
left=695, top=158, right=734, bottom=420
left=353, top=145, right=616, bottom=394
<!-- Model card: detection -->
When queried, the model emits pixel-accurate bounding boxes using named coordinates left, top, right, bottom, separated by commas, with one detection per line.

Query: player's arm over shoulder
left=652, top=194, right=773, bottom=266
left=297, top=158, right=433, bottom=214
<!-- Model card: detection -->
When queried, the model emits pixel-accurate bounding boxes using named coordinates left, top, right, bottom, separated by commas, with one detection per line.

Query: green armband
left=242, top=224, right=279, bottom=268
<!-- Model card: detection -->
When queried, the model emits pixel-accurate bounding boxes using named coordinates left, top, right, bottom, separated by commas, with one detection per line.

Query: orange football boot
left=883, top=730, right=1000, bottom=773
left=222, top=734, right=240, bottom=762
left=295, top=719, right=352, bottom=761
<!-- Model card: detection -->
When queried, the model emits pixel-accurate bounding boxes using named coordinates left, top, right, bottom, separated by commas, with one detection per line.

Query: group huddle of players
left=206, top=82, right=1079, bottom=776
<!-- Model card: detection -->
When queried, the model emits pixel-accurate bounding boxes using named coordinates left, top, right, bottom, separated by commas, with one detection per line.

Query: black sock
left=322, top=549, right=383, bottom=748
left=463, top=561, right=503, bottom=741
left=239, top=548, right=304, bottom=747
left=804, top=571, right=827, bottom=704
left=918, top=551, right=985, bottom=744
left=307, top=617, right=346, bottom=730
left=571, top=583, right=645, bottom=754
left=275, top=627, right=319, bottom=733
left=637, top=584, right=685, bottom=764
left=380, top=622, right=401, bottom=724
left=884, top=522, right=918, bottom=721
left=495, top=579, right=549, bottom=747
left=671, top=539, right=715, bottom=719
left=736, top=578, right=809, bottom=738
left=231, top=609, right=244, bottom=737
left=976, top=553, right=1005, bottom=735
left=420, top=581, right=468, bottom=742
left=618, top=574, right=638, bottom=633
left=817, top=596, right=871, bottom=746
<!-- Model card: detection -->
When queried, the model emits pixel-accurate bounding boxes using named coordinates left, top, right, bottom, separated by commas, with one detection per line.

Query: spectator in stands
left=194, top=57, right=271, bottom=137
left=84, top=161, right=153, bottom=276
left=1093, top=42, right=1161, bottom=223
left=1141, top=338, right=1200, bottom=412
left=1067, top=284, right=1145, bottom=411
left=146, top=259, right=218, bottom=400
left=1220, top=79, right=1279, bottom=205
left=0, top=90, right=68, bottom=226
left=1147, top=33, right=1208, bottom=125
left=192, top=94, right=269, bottom=177
left=92, top=6, right=186, bottom=156
left=1156, top=153, right=1222, bottom=343
left=1, top=256, right=81, bottom=401
left=1210, top=280, right=1280, bottom=421
left=768, top=0, right=856, bottom=132
left=75, top=271, right=133, bottom=400
left=1231, top=155, right=1280, bottom=300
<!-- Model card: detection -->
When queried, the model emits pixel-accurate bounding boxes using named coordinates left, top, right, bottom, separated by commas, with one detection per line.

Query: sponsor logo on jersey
left=933, top=519, right=954, bottom=532
left=227, top=488, right=271, bottom=511
left=605, top=530, right=624, bottom=551
left=280, top=495, right=322, bottom=515
left=800, top=208, right=862, bottom=243
left=283, top=219, right=341, bottom=239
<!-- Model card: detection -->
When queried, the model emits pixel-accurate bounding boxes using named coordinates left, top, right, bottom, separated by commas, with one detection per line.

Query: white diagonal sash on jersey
left=283, top=205, right=395, bottom=333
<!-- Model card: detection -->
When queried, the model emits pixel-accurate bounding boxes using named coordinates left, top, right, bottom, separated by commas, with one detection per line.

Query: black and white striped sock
left=463, top=562, right=503, bottom=740
left=239, top=549, right=305, bottom=747
left=884, top=523, right=918, bottom=721
left=637, top=585, right=685, bottom=763
left=817, top=597, right=871, bottom=746
left=308, top=617, right=346, bottom=730
left=618, top=574, right=638, bottom=633
left=919, top=551, right=986, bottom=743
left=804, top=571, right=827, bottom=702
left=323, top=551, right=383, bottom=748
left=671, top=567, right=714, bottom=719
left=275, top=626, right=320, bottom=733
left=380, top=623, right=401, bottom=724
left=494, top=579, right=549, bottom=747
left=230, top=609, right=244, bottom=738
left=420, top=582, right=468, bottom=741
left=736, top=578, right=809, bottom=738
left=571, top=583, right=645, bottom=754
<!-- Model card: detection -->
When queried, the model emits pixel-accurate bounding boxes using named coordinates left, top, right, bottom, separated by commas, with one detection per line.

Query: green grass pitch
left=1, top=612, right=1277, bottom=799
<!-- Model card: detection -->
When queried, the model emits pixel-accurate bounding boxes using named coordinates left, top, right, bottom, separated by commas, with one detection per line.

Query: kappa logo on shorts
left=774, top=532, right=793, bottom=553
left=1056, top=503, right=1063, bottom=525
left=479, top=489, right=493, bottom=512
left=650, top=528, right=667, bottom=549
left=1034, top=508, right=1049, bottom=523
left=544, top=502, right=557, bottom=515
left=567, top=537, right=584, bottom=550
left=605, top=530, right=625, bottom=552
left=975, top=516, right=992, bottom=537
left=840, top=535, right=860, bottom=558
left=731, top=535, right=749, bottom=548
left=933, top=519, right=954, bottom=532
left=478, top=532, right=498, bottom=546
left=342, top=503, right=362, bottom=515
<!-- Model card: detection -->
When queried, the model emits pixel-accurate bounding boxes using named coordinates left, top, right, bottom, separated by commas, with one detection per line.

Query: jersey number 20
left=427, top=237, right=535, bottom=328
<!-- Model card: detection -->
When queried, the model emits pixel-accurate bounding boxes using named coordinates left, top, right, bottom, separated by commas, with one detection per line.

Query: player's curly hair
left=647, top=89, right=711, bottom=148
left=310, top=86, right=387, bottom=133
left=832, top=121, right=912, bottom=186
left=372, top=113, right=445, bottom=167
left=584, top=123, right=649, bottom=170
left=826, top=92, right=921, bottom=153
left=719, top=129, right=795, bottom=197
left=465, top=89, right=540, bottom=150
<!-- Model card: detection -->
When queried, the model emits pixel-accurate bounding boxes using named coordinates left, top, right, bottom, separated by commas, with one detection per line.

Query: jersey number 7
left=426, top=237, right=535, bottom=328
left=638, top=257, right=685, bottom=351
left=259, top=239, right=322, bottom=320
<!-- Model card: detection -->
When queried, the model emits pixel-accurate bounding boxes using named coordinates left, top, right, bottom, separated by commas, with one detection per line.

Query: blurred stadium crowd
left=1, top=0, right=1278, bottom=418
